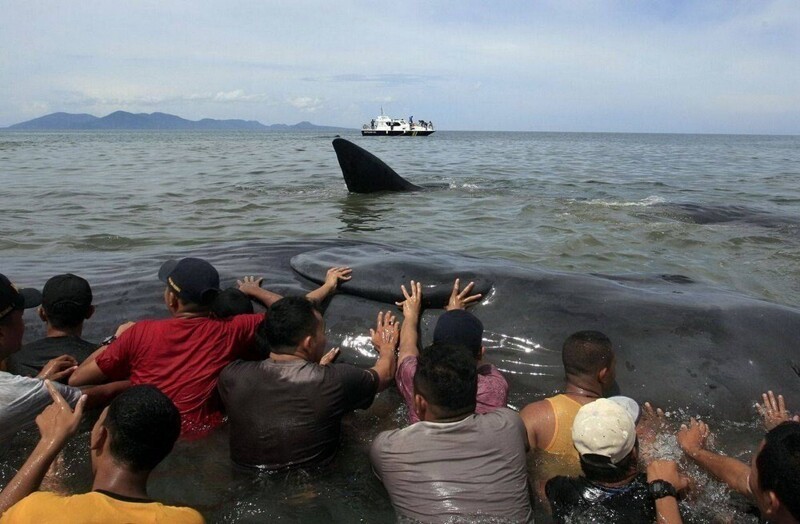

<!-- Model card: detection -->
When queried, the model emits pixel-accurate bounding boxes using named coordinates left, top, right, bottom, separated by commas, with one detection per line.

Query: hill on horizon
left=4, top=111, right=351, bottom=131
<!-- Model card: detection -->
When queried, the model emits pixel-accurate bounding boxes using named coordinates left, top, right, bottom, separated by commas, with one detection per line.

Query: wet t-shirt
left=0, top=371, right=82, bottom=445
left=546, top=473, right=655, bottom=524
left=95, top=314, right=263, bottom=437
left=218, top=358, right=378, bottom=470
left=8, top=336, right=98, bottom=377
left=370, top=408, right=532, bottom=523
left=396, top=356, right=509, bottom=424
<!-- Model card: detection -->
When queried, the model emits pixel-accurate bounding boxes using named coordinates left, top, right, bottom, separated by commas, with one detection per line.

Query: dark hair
left=211, top=288, right=254, bottom=318
left=579, top=443, right=638, bottom=483
left=41, top=274, right=93, bottom=330
left=413, top=343, right=477, bottom=419
left=44, top=301, right=91, bottom=330
left=103, top=385, right=181, bottom=472
left=262, top=296, right=319, bottom=355
left=562, top=330, right=614, bottom=377
left=757, top=421, right=800, bottom=519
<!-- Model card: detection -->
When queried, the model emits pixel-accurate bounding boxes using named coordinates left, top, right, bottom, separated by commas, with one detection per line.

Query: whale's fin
left=333, top=138, right=423, bottom=193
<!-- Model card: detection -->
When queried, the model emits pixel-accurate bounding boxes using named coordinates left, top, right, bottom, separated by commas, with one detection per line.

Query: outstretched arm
left=369, top=311, right=399, bottom=392
left=0, top=382, right=86, bottom=515
left=69, top=321, right=135, bottom=387
left=395, top=280, right=422, bottom=365
left=306, top=267, right=352, bottom=304
left=238, top=276, right=283, bottom=308
left=647, top=460, right=688, bottom=524
left=445, top=278, right=482, bottom=311
left=677, top=418, right=751, bottom=497
left=757, top=390, right=799, bottom=431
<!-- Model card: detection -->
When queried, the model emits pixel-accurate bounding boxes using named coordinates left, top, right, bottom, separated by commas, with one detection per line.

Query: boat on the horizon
left=361, top=110, right=434, bottom=136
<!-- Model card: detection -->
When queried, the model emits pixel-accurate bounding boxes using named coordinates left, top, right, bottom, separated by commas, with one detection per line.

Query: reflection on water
left=337, top=194, right=394, bottom=233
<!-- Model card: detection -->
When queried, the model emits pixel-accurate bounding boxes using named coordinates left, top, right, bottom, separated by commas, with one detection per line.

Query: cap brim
left=158, top=259, right=179, bottom=283
left=608, top=396, right=641, bottom=425
left=17, top=288, right=42, bottom=309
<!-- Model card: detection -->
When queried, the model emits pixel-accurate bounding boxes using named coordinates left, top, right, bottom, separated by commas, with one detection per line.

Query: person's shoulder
left=226, top=312, right=264, bottom=327
left=0, top=491, right=69, bottom=520
left=545, top=475, right=585, bottom=500
left=18, top=337, right=50, bottom=350
left=371, top=426, right=407, bottom=453
left=328, top=361, right=374, bottom=380
left=158, top=503, right=205, bottom=523
left=519, top=396, right=554, bottom=422
left=484, top=406, right=522, bottom=422
left=219, top=359, right=262, bottom=381
left=0, top=370, right=41, bottom=389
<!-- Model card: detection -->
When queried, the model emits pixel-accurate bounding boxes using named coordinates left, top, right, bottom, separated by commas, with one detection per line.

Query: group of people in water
left=0, top=260, right=798, bottom=523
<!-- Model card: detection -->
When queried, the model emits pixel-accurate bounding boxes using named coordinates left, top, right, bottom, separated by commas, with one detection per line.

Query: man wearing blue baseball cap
left=395, top=279, right=509, bottom=425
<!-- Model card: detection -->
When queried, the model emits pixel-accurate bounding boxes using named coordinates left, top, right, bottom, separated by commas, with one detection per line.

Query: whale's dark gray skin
left=333, top=138, right=424, bottom=193
left=9, top=239, right=800, bottom=423
left=649, top=202, right=800, bottom=233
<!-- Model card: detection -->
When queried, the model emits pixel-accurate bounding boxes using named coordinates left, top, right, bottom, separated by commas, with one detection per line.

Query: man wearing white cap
left=545, top=397, right=686, bottom=523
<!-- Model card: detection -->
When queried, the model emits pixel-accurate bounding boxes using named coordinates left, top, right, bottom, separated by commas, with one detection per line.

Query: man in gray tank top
left=369, top=342, right=533, bottom=523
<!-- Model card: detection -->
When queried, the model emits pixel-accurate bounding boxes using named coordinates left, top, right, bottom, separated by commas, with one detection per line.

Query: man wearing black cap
left=70, top=258, right=348, bottom=438
left=395, top=279, right=509, bottom=424
left=0, top=273, right=84, bottom=444
left=7, top=274, right=98, bottom=378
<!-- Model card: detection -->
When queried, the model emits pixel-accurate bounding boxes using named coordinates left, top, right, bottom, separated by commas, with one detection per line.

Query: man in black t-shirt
left=546, top=398, right=687, bottom=523
left=218, top=296, right=398, bottom=470
left=7, top=274, right=97, bottom=378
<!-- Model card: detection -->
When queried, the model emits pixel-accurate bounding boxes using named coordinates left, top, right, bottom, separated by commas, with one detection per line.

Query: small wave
left=579, top=195, right=666, bottom=208
left=68, top=234, right=150, bottom=251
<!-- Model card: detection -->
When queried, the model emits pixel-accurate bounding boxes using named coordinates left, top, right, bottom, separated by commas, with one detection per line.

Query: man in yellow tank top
left=519, top=331, right=617, bottom=502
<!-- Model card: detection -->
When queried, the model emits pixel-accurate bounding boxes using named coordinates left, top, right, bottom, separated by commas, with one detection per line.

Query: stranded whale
left=332, top=138, right=423, bottom=193
left=10, top=239, right=800, bottom=421
left=332, top=138, right=447, bottom=193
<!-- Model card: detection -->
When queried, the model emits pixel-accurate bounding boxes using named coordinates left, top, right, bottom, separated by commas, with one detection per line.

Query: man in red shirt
left=70, top=257, right=348, bottom=437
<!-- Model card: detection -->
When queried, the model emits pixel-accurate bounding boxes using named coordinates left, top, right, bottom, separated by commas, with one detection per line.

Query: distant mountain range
left=3, top=111, right=351, bottom=131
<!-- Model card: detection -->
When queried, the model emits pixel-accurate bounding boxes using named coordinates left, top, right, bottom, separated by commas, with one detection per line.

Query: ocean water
left=3, top=131, right=799, bottom=304
left=2, top=130, right=799, bottom=522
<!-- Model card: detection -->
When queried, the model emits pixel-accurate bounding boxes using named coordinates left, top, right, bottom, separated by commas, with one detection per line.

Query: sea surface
left=2, top=130, right=799, bottom=522
left=3, top=131, right=799, bottom=304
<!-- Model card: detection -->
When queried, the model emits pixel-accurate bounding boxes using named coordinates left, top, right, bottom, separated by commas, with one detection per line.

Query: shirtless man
left=519, top=331, right=617, bottom=493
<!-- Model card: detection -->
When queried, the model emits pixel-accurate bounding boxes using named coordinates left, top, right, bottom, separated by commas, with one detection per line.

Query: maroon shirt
left=395, top=356, right=509, bottom=424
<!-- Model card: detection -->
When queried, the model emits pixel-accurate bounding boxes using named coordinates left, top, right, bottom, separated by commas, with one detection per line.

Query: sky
left=1, top=1, right=799, bottom=133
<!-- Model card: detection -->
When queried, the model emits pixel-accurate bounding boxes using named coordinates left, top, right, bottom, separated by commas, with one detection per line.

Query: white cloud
left=288, top=96, right=323, bottom=112
left=0, top=1, right=798, bottom=131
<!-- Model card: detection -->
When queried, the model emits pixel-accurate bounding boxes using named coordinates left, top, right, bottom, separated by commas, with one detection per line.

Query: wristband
left=101, top=334, right=117, bottom=346
left=648, top=480, right=678, bottom=500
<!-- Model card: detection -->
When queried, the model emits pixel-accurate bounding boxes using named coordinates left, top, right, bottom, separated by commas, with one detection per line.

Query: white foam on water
left=578, top=195, right=666, bottom=208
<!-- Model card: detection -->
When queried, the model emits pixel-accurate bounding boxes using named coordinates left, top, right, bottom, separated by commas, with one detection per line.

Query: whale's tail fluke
left=332, top=138, right=423, bottom=193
